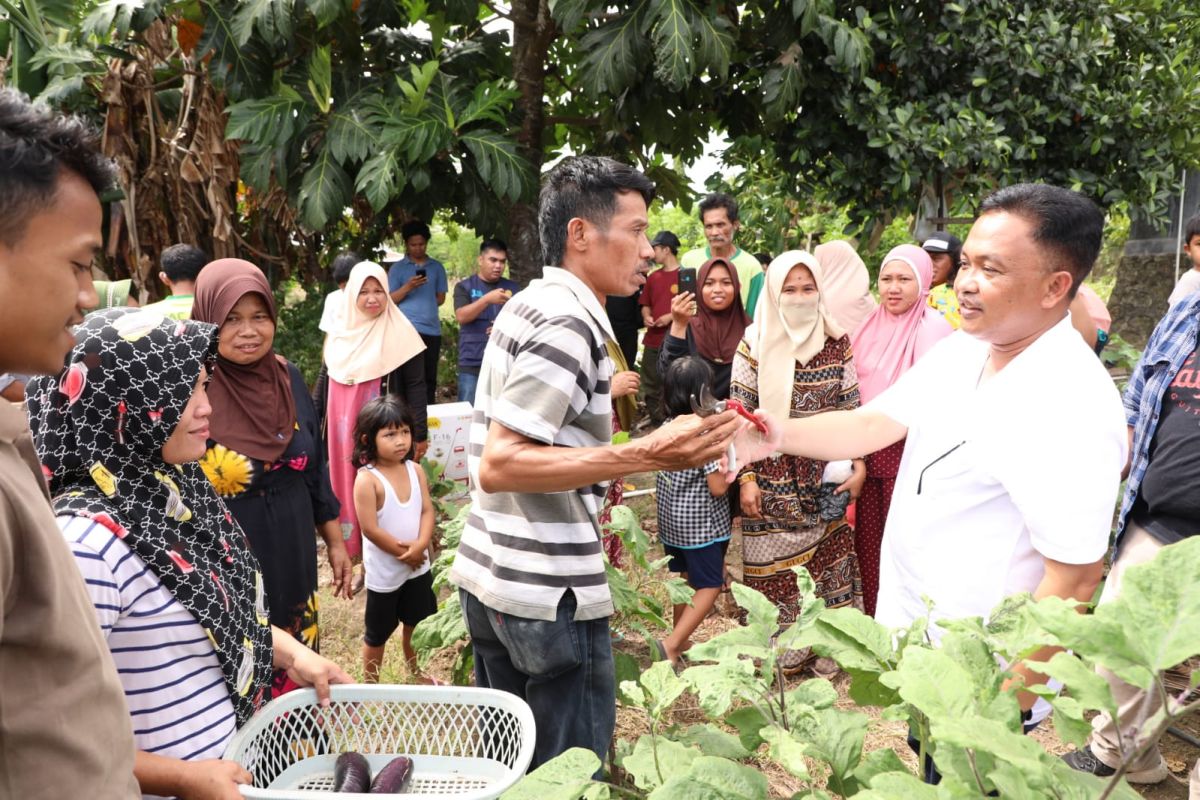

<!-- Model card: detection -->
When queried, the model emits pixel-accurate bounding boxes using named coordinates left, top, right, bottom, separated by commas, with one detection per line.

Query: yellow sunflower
left=200, top=444, right=254, bottom=497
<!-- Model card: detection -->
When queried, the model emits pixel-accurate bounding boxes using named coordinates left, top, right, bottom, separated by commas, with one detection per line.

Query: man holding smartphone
left=388, top=220, right=448, bottom=404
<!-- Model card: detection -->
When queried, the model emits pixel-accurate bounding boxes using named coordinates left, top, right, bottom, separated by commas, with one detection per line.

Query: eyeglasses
left=917, top=440, right=966, bottom=495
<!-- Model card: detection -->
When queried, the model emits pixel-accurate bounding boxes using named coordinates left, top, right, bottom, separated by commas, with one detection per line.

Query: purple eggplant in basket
left=370, top=756, right=414, bottom=793
left=333, top=751, right=372, bottom=793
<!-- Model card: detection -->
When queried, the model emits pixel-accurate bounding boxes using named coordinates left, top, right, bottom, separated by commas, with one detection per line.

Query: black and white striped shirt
left=449, top=267, right=616, bottom=622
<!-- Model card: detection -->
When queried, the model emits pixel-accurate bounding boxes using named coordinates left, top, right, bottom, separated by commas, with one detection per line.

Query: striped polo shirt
left=449, top=267, right=616, bottom=622
left=57, top=515, right=235, bottom=795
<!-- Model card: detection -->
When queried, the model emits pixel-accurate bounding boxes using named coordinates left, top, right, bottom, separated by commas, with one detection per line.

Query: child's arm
left=706, top=461, right=730, bottom=497
left=398, top=465, right=437, bottom=568
left=353, top=471, right=406, bottom=558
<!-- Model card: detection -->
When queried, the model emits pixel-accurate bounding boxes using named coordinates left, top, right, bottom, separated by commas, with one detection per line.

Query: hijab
left=323, top=262, right=425, bottom=385
left=747, top=251, right=844, bottom=421
left=814, top=240, right=876, bottom=333
left=689, top=258, right=751, bottom=364
left=851, top=244, right=953, bottom=403
left=27, top=308, right=274, bottom=726
left=192, top=259, right=296, bottom=462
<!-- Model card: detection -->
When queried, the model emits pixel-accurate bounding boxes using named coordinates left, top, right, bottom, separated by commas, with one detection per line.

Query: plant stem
left=966, top=749, right=987, bottom=794
left=1097, top=693, right=1200, bottom=800
left=777, top=662, right=789, bottom=731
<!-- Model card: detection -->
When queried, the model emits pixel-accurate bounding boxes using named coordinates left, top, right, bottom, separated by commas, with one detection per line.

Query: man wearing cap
left=922, top=232, right=964, bottom=329
left=639, top=231, right=681, bottom=427
left=680, top=193, right=761, bottom=305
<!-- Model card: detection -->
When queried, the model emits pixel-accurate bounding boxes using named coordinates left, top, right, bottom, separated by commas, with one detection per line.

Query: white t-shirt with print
left=868, top=316, right=1127, bottom=635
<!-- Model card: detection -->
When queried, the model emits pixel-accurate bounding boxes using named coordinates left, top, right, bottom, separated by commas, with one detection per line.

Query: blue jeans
left=459, top=588, right=615, bottom=772
left=457, top=370, right=479, bottom=404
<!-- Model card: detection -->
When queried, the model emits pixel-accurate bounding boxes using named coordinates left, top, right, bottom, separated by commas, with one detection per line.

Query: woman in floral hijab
left=28, top=308, right=349, bottom=798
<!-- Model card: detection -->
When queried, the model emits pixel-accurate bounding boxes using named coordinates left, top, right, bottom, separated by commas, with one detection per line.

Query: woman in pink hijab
left=849, top=244, right=953, bottom=616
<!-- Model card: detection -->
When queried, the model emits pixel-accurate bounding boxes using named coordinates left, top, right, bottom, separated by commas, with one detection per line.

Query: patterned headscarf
left=26, top=308, right=274, bottom=726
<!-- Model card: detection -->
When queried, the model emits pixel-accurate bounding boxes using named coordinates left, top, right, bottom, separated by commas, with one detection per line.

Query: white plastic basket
left=223, top=684, right=535, bottom=798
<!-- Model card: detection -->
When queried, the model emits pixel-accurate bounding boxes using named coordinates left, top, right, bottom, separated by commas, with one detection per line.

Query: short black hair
left=1185, top=213, right=1200, bottom=246
left=538, top=156, right=656, bottom=266
left=330, top=251, right=360, bottom=285
left=978, top=183, right=1104, bottom=296
left=352, top=394, right=417, bottom=466
left=754, top=252, right=772, bottom=266
left=480, top=238, right=507, bottom=255
left=698, top=192, right=739, bottom=224
left=0, top=88, right=116, bottom=246
left=401, top=220, right=431, bottom=242
left=660, top=355, right=716, bottom=421
left=160, top=244, right=209, bottom=283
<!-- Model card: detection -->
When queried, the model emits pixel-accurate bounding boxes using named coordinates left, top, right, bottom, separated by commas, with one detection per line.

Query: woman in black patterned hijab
left=27, top=308, right=350, bottom=798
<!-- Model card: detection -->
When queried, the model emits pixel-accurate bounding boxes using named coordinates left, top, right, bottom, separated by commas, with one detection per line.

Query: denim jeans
left=459, top=588, right=615, bottom=772
left=457, top=370, right=479, bottom=404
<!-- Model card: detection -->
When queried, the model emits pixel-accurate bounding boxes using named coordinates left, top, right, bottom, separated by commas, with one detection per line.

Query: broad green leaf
left=640, top=660, right=687, bottom=719
left=844, top=667, right=900, bottom=707
left=456, top=81, right=519, bottom=128
left=1028, top=597, right=1151, bottom=688
left=856, top=770, right=940, bottom=799
left=580, top=4, right=649, bottom=96
left=355, top=150, right=404, bottom=212
left=26, top=42, right=96, bottom=71
left=726, top=706, right=770, bottom=751
left=1025, top=651, right=1117, bottom=722
left=302, top=0, right=348, bottom=28
left=686, top=622, right=773, bottom=662
left=888, top=646, right=976, bottom=718
left=730, top=580, right=780, bottom=633
left=759, top=726, right=811, bottom=779
left=851, top=748, right=909, bottom=787
left=461, top=129, right=529, bottom=203
left=226, top=92, right=305, bottom=144
left=1045, top=693, right=1092, bottom=748
left=796, top=605, right=894, bottom=673
left=306, top=44, right=332, bottom=113
left=547, top=0, right=589, bottom=32
left=680, top=659, right=759, bottom=717
left=783, top=677, right=838, bottom=710
left=411, top=589, right=465, bottom=665
left=237, top=143, right=277, bottom=192
left=194, top=2, right=271, bottom=99
left=674, top=723, right=751, bottom=759
left=231, top=0, right=294, bottom=46
left=499, top=748, right=602, bottom=799
left=379, top=114, right=451, bottom=165
left=297, top=145, right=351, bottom=229
left=794, top=706, right=869, bottom=791
left=762, top=62, right=804, bottom=120
left=693, top=12, right=732, bottom=81
left=327, top=105, right=377, bottom=164
left=931, top=715, right=1049, bottom=778
left=613, top=651, right=642, bottom=704
left=664, top=576, right=695, bottom=606
left=648, top=756, right=768, bottom=800
left=938, top=631, right=1004, bottom=704
left=648, top=0, right=693, bottom=90
left=620, top=734, right=700, bottom=791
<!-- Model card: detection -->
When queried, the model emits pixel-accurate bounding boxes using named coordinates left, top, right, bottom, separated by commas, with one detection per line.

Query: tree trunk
left=506, top=0, right=555, bottom=287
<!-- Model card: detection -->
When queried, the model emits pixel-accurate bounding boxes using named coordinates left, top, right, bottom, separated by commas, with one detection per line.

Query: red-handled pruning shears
left=689, top=385, right=769, bottom=434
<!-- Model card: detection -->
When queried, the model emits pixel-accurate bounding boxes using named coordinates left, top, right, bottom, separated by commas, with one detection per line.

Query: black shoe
left=1061, top=746, right=1116, bottom=777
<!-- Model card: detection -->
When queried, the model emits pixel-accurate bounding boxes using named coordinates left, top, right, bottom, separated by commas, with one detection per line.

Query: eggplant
left=333, top=751, right=372, bottom=793
left=370, top=756, right=414, bottom=793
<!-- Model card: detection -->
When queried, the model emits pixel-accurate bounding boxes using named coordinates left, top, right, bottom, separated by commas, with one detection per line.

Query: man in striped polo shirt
left=449, top=156, right=745, bottom=769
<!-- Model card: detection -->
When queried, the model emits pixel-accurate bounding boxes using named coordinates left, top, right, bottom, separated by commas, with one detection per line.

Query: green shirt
left=745, top=271, right=766, bottom=320
left=680, top=247, right=760, bottom=306
left=141, top=294, right=194, bottom=320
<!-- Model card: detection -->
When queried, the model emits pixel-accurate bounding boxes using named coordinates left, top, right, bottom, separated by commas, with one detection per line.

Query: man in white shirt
left=767, top=184, right=1127, bottom=743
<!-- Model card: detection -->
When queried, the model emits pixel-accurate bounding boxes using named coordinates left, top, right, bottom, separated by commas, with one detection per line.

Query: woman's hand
left=272, top=627, right=353, bottom=707
left=740, top=480, right=762, bottom=518
left=835, top=459, right=867, bottom=500
left=723, top=411, right=783, bottom=482
left=669, top=291, right=697, bottom=330
left=611, top=370, right=640, bottom=398
left=319, top=523, right=354, bottom=600
left=177, top=758, right=252, bottom=800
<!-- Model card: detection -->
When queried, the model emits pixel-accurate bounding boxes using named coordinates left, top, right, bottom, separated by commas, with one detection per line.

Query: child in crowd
left=353, top=395, right=438, bottom=683
left=653, top=356, right=732, bottom=668
left=1168, top=213, right=1200, bottom=307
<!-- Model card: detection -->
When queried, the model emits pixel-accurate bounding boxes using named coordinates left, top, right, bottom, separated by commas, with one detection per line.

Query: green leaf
left=231, top=0, right=294, bottom=46
left=548, top=0, right=589, bottom=32
left=461, top=130, right=530, bottom=203
left=648, top=756, right=768, bottom=800
left=640, top=660, right=688, bottom=719
left=730, top=580, right=780, bottom=633
left=1025, top=651, right=1117, bottom=722
left=499, top=748, right=603, bottom=799
left=796, top=606, right=894, bottom=673
left=852, top=748, right=909, bottom=788
left=302, top=0, right=348, bottom=28
left=674, top=724, right=751, bottom=759
left=613, top=650, right=642, bottom=704
left=693, top=11, right=732, bottom=81
left=887, top=645, right=977, bottom=718
left=225, top=93, right=305, bottom=144
left=620, top=735, right=700, bottom=791
left=794, top=707, right=869, bottom=791
left=759, top=726, right=811, bottom=780
left=327, top=105, right=377, bottom=164
left=784, top=677, right=838, bottom=710
left=411, top=588, right=466, bottom=665
left=857, top=770, right=940, bottom=799
left=298, top=145, right=351, bottom=229
left=195, top=1, right=271, bottom=99
left=665, top=576, right=696, bottom=606
left=456, top=81, right=518, bottom=128
left=679, top=659, right=759, bottom=717
left=355, top=149, right=404, bottom=211
left=580, top=5, right=649, bottom=95
left=307, top=44, right=333, bottom=113
left=379, top=113, right=451, bottom=165
left=648, top=0, right=694, bottom=90
left=725, top=706, right=770, bottom=751
left=1027, top=597, right=1150, bottom=689
left=762, top=62, right=803, bottom=120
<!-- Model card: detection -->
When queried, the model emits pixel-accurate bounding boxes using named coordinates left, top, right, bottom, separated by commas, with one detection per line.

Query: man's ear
left=158, top=271, right=171, bottom=287
left=1044, top=269, right=1074, bottom=308
left=566, top=217, right=588, bottom=254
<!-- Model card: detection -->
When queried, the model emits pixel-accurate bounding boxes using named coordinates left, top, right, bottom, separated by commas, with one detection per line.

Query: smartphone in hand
left=678, top=267, right=697, bottom=295
left=415, top=268, right=427, bottom=278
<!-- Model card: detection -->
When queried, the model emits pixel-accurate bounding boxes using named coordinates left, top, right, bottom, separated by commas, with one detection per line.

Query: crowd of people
left=4, top=84, right=1200, bottom=800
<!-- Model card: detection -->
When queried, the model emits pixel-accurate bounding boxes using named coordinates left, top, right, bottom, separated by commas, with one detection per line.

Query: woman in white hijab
left=325, top=261, right=427, bottom=560
left=729, top=250, right=866, bottom=675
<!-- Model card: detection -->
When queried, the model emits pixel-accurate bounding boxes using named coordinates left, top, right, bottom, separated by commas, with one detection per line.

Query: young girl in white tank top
left=352, top=396, right=437, bottom=683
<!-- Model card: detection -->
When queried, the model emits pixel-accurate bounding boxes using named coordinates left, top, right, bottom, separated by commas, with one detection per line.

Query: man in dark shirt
left=453, top=239, right=518, bottom=404
left=1063, top=291, right=1200, bottom=793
